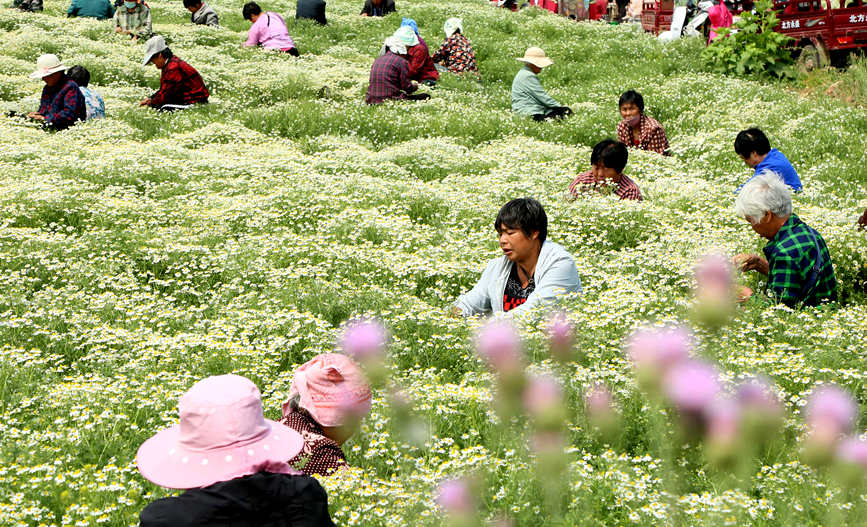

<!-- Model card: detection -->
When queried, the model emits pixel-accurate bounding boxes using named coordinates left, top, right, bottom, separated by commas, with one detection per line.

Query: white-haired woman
left=733, top=172, right=837, bottom=308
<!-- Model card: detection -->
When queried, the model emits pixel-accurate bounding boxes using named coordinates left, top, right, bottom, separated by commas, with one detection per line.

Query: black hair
left=591, top=139, right=628, bottom=173
left=160, top=48, right=173, bottom=60
left=182, top=0, right=202, bottom=7
left=618, top=89, right=644, bottom=113
left=494, top=198, right=548, bottom=243
left=734, top=128, right=771, bottom=158
left=242, top=1, right=261, bottom=20
left=66, top=65, right=90, bottom=87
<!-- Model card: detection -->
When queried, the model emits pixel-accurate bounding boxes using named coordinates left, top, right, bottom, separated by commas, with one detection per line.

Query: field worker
left=12, top=0, right=41, bottom=11
left=734, top=128, right=803, bottom=192
left=136, top=375, right=336, bottom=527
left=616, top=90, right=669, bottom=155
left=114, top=0, right=151, bottom=40
left=243, top=2, right=299, bottom=55
left=859, top=208, right=867, bottom=228
left=511, top=47, right=572, bottom=121
left=360, top=0, right=394, bottom=17
left=365, top=35, right=430, bottom=104
left=432, top=17, right=478, bottom=75
left=296, top=0, right=326, bottom=24
left=707, top=0, right=732, bottom=43
left=184, top=0, right=219, bottom=26
left=26, top=54, right=86, bottom=130
left=66, top=66, right=105, bottom=120
left=568, top=139, right=642, bottom=201
left=67, top=0, right=113, bottom=19
left=139, top=36, right=209, bottom=111
left=453, top=198, right=582, bottom=316
left=733, top=172, right=837, bottom=307
left=398, top=20, right=438, bottom=86
left=589, top=0, right=607, bottom=19
left=281, top=354, right=372, bottom=476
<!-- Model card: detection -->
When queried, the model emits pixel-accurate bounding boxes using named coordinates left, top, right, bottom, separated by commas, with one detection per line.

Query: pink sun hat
left=136, top=374, right=304, bottom=490
left=283, top=353, right=372, bottom=428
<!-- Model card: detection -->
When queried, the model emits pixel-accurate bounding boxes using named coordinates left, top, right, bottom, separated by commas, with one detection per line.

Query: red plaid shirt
left=38, top=76, right=86, bottom=130
left=365, top=51, right=417, bottom=105
left=617, top=115, right=669, bottom=155
left=407, top=37, right=439, bottom=82
left=148, top=56, right=209, bottom=108
left=569, top=170, right=642, bottom=201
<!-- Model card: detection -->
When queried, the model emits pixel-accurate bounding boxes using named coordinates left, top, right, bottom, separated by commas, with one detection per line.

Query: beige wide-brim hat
left=516, top=47, right=553, bottom=69
left=30, top=54, right=66, bottom=79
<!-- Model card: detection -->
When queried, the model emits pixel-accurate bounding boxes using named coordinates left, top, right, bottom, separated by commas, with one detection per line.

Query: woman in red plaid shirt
left=139, top=36, right=209, bottom=111
left=616, top=90, right=670, bottom=156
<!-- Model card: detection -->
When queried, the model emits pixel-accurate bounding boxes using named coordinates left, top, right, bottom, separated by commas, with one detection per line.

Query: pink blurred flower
left=475, top=320, right=523, bottom=373
left=339, top=319, right=388, bottom=363
left=437, top=479, right=474, bottom=515
left=663, top=360, right=721, bottom=414
left=805, top=385, right=858, bottom=437
left=736, top=377, right=783, bottom=418
left=585, top=384, right=614, bottom=418
left=837, top=437, right=867, bottom=469
left=627, top=326, right=692, bottom=378
left=546, top=312, right=575, bottom=362
left=695, top=254, right=733, bottom=293
left=706, top=397, right=740, bottom=444
left=523, top=375, right=563, bottom=417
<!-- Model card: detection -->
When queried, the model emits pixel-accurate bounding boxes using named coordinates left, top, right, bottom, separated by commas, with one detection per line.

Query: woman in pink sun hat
left=281, top=353, right=372, bottom=476
left=136, top=374, right=335, bottom=526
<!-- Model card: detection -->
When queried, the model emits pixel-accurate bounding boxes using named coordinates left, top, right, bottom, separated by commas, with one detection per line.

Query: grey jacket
left=455, top=241, right=581, bottom=316
left=191, top=2, right=219, bottom=26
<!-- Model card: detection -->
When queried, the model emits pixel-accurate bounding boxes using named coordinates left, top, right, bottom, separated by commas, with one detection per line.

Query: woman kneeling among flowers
left=282, top=353, right=372, bottom=475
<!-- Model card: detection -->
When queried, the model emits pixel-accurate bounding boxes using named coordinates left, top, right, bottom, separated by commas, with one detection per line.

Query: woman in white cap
left=431, top=17, right=478, bottom=76
left=139, top=36, right=210, bottom=111
left=25, top=54, right=86, bottom=130
left=510, top=47, right=572, bottom=121
left=136, top=374, right=335, bottom=526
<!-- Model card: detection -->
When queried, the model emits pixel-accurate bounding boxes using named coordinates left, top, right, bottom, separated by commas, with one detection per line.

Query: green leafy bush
left=702, top=0, right=794, bottom=79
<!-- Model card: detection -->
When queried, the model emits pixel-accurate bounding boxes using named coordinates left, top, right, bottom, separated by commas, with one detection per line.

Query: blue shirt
left=738, top=148, right=802, bottom=192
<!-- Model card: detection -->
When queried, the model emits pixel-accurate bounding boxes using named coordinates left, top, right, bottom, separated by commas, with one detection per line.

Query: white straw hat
left=516, top=47, right=554, bottom=69
left=30, top=54, right=66, bottom=79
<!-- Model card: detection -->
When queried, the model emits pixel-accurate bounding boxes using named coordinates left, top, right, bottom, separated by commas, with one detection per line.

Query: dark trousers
left=533, top=106, right=573, bottom=121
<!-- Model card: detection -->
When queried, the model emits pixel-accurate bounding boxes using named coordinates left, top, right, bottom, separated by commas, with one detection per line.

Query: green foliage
left=702, top=0, right=794, bottom=79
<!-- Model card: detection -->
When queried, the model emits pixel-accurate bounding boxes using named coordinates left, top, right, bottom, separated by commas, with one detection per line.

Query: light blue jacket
left=511, top=66, right=561, bottom=117
left=455, top=241, right=581, bottom=316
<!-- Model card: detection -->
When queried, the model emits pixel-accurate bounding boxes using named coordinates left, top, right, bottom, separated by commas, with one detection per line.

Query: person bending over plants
left=431, top=17, right=479, bottom=76
left=114, top=0, right=151, bottom=40
left=243, top=2, right=298, bottom=55
left=568, top=140, right=642, bottom=201
left=365, top=34, right=430, bottom=104
left=511, top=47, right=572, bottom=121
left=184, top=0, right=219, bottom=26
left=139, top=36, right=209, bottom=111
left=453, top=198, right=582, bottom=316
left=25, top=54, right=86, bottom=131
left=360, top=0, right=394, bottom=17
left=616, top=90, right=669, bottom=155
left=734, top=127, right=802, bottom=192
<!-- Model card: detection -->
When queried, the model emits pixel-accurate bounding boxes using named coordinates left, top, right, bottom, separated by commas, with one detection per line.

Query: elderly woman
left=281, top=354, right=372, bottom=475
left=511, top=47, right=572, bottom=121
left=243, top=2, right=298, bottom=55
left=616, top=90, right=669, bottom=155
left=139, top=36, right=209, bottom=111
left=454, top=198, right=581, bottom=316
left=136, top=374, right=335, bottom=526
left=114, top=0, right=151, bottom=40
left=734, top=172, right=837, bottom=308
left=432, top=18, right=478, bottom=75
left=26, top=54, right=86, bottom=130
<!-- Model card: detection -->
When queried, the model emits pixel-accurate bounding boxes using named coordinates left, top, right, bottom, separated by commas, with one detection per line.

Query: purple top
left=244, top=12, right=296, bottom=50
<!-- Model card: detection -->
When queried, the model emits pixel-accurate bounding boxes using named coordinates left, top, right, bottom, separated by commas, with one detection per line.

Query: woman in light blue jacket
left=454, top=198, right=581, bottom=317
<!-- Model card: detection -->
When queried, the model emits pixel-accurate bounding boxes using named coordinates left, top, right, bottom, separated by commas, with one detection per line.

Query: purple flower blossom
left=706, top=397, right=740, bottom=444
left=805, top=385, right=858, bottom=437
left=523, top=375, right=563, bottom=417
left=340, top=319, right=388, bottom=363
left=663, top=360, right=721, bottom=414
left=736, top=377, right=782, bottom=418
left=585, top=384, right=614, bottom=418
left=546, top=312, right=575, bottom=362
left=475, top=320, right=523, bottom=373
left=437, top=479, right=474, bottom=515
left=627, top=326, right=692, bottom=376
left=837, top=437, right=867, bottom=469
left=695, top=254, right=733, bottom=293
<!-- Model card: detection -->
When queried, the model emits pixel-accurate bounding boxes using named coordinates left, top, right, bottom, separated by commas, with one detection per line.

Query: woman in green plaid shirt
left=733, top=172, right=837, bottom=308
left=114, top=0, right=151, bottom=40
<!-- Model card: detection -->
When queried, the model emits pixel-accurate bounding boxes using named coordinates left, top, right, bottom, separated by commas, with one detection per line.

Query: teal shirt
left=511, top=66, right=561, bottom=117
left=67, top=0, right=114, bottom=19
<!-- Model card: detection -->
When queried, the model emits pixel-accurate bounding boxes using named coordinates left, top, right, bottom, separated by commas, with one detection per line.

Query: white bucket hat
left=516, top=47, right=554, bottom=69
left=30, top=54, right=66, bottom=79
left=142, top=35, right=168, bottom=66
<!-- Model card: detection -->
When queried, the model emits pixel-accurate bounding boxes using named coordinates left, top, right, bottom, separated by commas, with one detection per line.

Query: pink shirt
left=244, top=12, right=296, bottom=50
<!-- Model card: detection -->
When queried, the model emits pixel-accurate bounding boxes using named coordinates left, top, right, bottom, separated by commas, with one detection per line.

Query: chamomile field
left=1, top=0, right=866, bottom=525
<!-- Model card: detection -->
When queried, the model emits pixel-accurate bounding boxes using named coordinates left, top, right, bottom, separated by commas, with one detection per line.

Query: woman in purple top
left=242, top=2, right=298, bottom=56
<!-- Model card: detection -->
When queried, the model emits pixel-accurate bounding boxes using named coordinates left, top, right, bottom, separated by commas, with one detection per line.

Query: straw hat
left=516, top=47, right=553, bottom=69
left=283, top=354, right=372, bottom=428
left=136, top=375, right=304, bottom=490
left=30, top=54, right=66, bottom=79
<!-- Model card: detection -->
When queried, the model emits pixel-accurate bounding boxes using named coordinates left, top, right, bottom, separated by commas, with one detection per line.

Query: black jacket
left=296, top=0, right=326, bottom=24
left=139, top=472, right=336, bottom=527
left=360, top=0, right=395, bottom=16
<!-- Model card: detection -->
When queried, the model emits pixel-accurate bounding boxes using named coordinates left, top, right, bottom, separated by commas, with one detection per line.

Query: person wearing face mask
left=114, top=0, right=151, bottom=40
left=616, top=90, right=669, bottom=155
left=452, top=198, right=581, bottom=317
left=568, top=139, right=642, bottom=201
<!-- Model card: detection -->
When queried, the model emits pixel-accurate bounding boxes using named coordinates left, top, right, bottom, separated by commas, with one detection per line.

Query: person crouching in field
left=733, top=172, right=837, bottom=308
left=365, top=35, right=430, bottom=104
left=12, top=0, right=41, bottom=12
left=243, top=2, right=299, bottom=55
left=139, top=36, right=209, bottom=111
left=136, top=374, right=336, bottom=527
left=568, top=139, right=642, bottom=201
left=67, top=0, right=114, bottom=20
left=453, top=198, right=582, bottom=316
left=114, top=0, right=151, bottom=40
left=511, top=47, right=572, bottom=121
left=184, top=0, right=219, bottom=26
left=66, top=65, right=105, bottom=120
left=25, top=54, right=86, bottom=131
left=399, top=19, right=439, bottom=86
left=734, top=127, right=802, bottom=192
left=296, top=0, right=326, bottom=24
left=281, top=354, right=372, bottom=476
left=361, top=0, right=395, bottom=17
left=616, top=90, right=669, bottom=155
left=432, top=17, right=478, bottom=76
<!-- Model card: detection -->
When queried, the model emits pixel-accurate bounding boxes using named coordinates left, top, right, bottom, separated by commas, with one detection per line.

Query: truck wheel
left=797, top=43, right=828, bottom=71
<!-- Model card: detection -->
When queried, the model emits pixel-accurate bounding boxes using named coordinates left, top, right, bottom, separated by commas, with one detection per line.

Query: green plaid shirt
left=762, top=214, right=837, bottom=307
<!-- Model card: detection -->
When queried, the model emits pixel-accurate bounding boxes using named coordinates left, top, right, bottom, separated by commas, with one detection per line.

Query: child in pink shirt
left=242, top=2, right=298, bottom=55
